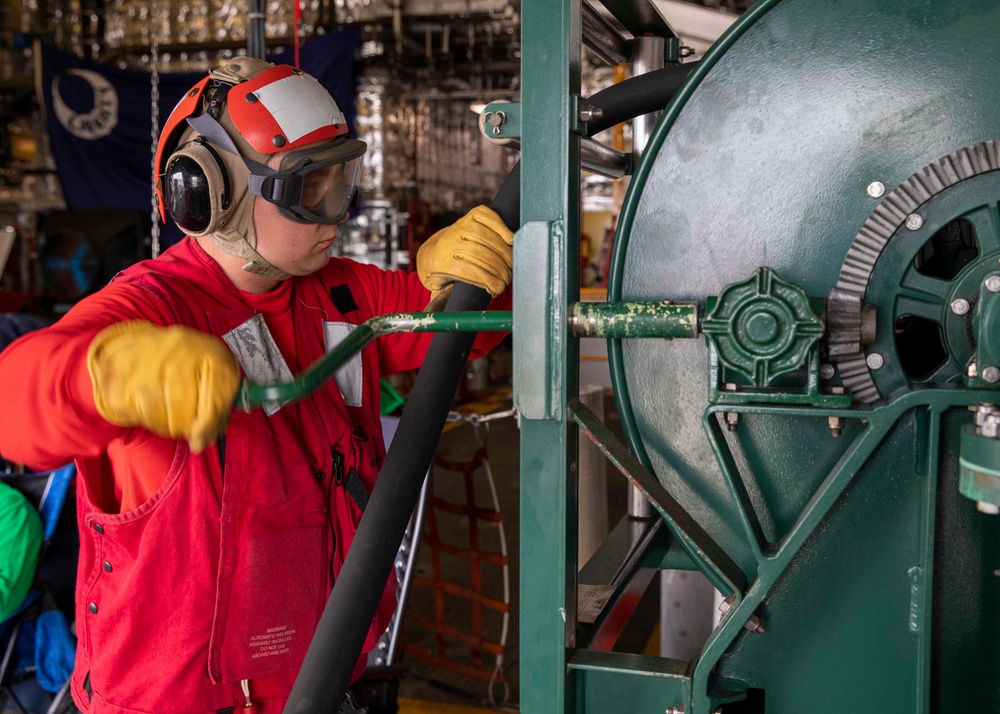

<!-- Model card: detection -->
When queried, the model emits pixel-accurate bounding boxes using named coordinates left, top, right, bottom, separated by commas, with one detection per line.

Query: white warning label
left=249, top=625, right=296, bottom=659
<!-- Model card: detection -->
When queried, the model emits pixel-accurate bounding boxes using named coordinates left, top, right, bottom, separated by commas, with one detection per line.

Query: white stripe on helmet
left=254, top=73, right=346, bottom=144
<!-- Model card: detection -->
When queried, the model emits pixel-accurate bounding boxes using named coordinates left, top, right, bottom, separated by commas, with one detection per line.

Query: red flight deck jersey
left=0, top=237, right=509, bottom=714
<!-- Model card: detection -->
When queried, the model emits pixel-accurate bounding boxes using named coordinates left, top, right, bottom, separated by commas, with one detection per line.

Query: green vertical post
left=515, top=0, right=581, bottom=710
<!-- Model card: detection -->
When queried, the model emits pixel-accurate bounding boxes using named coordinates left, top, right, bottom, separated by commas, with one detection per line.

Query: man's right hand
left=87, top=321, right=241, bottom=454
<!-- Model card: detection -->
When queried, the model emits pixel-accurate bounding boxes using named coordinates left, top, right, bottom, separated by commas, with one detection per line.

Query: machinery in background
left=0, top=210, right=148, bottom=317
left=508, top=0, right=1000, bottom=712
left=35, top=210, right=148, bottom=314
left=335, top=200, right=411, bottom=271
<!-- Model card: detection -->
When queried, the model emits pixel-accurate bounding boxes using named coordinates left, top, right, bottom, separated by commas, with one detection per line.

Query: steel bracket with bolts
left=479, top=101, right=521, bottom=143
left=974, top=272, right=1000, bottom=385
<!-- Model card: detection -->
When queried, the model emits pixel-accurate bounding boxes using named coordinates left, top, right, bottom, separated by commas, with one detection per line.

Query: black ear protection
left=162, top=138, right=233, bottom=236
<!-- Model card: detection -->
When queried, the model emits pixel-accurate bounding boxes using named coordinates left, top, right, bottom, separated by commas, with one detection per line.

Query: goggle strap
left=248, top=173, right=267, bottom=197
left=186, top=114, right=275, bottom=196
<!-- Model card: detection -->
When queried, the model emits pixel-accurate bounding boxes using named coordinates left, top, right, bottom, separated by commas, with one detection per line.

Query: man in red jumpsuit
left=0, top=57, right=513, bottom=714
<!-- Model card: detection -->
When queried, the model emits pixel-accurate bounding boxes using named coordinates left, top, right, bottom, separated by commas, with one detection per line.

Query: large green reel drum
left=609, top=0, right=1000, bottom=710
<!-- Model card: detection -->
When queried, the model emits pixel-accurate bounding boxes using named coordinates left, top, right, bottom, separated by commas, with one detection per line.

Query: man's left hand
left=416, top=205, right=513, bottom=312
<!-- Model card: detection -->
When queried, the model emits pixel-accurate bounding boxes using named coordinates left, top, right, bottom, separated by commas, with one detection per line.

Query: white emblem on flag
left=51, top=69, right=119, bottom=140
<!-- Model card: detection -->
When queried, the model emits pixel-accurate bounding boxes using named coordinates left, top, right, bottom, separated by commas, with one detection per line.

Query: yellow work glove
left=416, top=205, right=514, bottom=312
left=87, top=321, right=241, bottom=454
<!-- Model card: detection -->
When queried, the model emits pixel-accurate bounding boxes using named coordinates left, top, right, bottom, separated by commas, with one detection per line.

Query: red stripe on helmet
left=153, top=76, right=211, bottom=222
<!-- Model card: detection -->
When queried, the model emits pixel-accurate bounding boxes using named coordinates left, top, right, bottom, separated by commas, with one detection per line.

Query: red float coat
left=0, top=237, right=509, bottom=714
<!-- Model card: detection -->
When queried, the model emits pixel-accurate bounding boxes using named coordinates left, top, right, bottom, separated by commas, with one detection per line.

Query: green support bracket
left=568, top=651, right=690, bottom=712
left=641, top=522, right=700, bottom=571
left=569, top=398, right=747, bottom=596
left=517, top=1, right=581, bottom=711
left=691, top=386, right=997, bottom=713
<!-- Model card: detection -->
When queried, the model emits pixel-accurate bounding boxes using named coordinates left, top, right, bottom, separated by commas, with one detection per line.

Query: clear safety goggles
left=254, top=137, right=366, bottom=225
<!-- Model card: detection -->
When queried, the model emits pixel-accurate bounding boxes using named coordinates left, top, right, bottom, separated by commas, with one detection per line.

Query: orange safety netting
left=404, top=446, right=510, bottom=693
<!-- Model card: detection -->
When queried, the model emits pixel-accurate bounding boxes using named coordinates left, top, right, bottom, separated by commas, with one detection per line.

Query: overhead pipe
left=283, top=61, right=694, bottom=714
left=247, top=0, right=266, bottom=59
left=498, top=62, right=696, bottom=229
left=505, top=136, right=631, bottom=179
left=582, top=0, right=631, bottom=65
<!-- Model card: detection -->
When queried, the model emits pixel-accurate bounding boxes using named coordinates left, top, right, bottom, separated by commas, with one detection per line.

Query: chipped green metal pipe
left=569, top=301, right=700, bottom=339
left=236, top=311, right=513, bottom=410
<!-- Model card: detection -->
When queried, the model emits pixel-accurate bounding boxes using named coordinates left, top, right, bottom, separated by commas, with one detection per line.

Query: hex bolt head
left=866, top=352, right=885, bottom=370
left=975, top=403, right=999, bottom=426
left=744, top=615, right=766, bottom=634
left=951, top=298, right=971, bottom=316
left=718, top=596, right=734, bottom=615
left=867, top=181, right=885, bottom=198
left=986, top=275, right=1000, bottom=293
left=828, top=416, right=844, bottom=437
left=724, top=412, right=741, bottom=432
left=983, top=366, right=1000, bottom=383
left=905, top=213, right=924, bottom=231
left=981, top=413, right=1000, bottom=438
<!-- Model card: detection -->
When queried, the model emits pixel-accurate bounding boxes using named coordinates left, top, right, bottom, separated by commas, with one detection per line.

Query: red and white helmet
left=154, top=58, right=365, bottom=279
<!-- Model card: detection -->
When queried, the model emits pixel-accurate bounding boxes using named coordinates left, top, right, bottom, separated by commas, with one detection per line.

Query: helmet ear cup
left=162, top=141, right=231, bottom=236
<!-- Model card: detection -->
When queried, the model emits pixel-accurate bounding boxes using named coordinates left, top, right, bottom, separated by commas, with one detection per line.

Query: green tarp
left=0, top=482, right=43, bottom=622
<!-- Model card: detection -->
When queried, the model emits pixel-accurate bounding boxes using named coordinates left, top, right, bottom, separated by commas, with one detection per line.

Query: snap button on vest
left=89, top=602, right=98, bottom=614
left=93, top=523, right=105, bottom=534
left=103, top=561, right=113, bottom=572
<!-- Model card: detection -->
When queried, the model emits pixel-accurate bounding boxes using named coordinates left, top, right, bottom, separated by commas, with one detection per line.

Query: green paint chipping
left=570, top=301, right=700, bottom=339
left=237, top=310, right=512, bottom=410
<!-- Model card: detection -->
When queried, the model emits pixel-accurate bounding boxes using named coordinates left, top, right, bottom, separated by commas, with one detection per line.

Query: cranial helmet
left=154, top=57, right=366, bottom=280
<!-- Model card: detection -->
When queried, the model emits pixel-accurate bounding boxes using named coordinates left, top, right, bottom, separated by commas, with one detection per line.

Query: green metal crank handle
left=235, top=310, right=513, bottom=410
left=237, top=300, right=697, bottom=411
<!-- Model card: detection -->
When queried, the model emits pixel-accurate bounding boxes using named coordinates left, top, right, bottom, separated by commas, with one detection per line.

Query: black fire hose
left=283, top=61, right=695, bottom=714
left=464, top=61, right=693, bottom=233
left=284, top=174, right=519, bottom=714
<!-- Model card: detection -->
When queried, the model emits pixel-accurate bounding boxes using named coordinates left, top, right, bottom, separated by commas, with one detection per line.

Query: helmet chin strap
left=210, top=228, right=291, bottom=282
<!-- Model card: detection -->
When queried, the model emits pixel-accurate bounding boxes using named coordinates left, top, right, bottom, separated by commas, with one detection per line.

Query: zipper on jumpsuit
left=301, top=388, right=338, bottom=592
left=326, top=447, right=343, bottom=587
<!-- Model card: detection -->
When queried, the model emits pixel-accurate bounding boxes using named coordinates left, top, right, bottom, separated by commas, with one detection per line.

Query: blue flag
left=40, top=30, right=359, bottom=214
